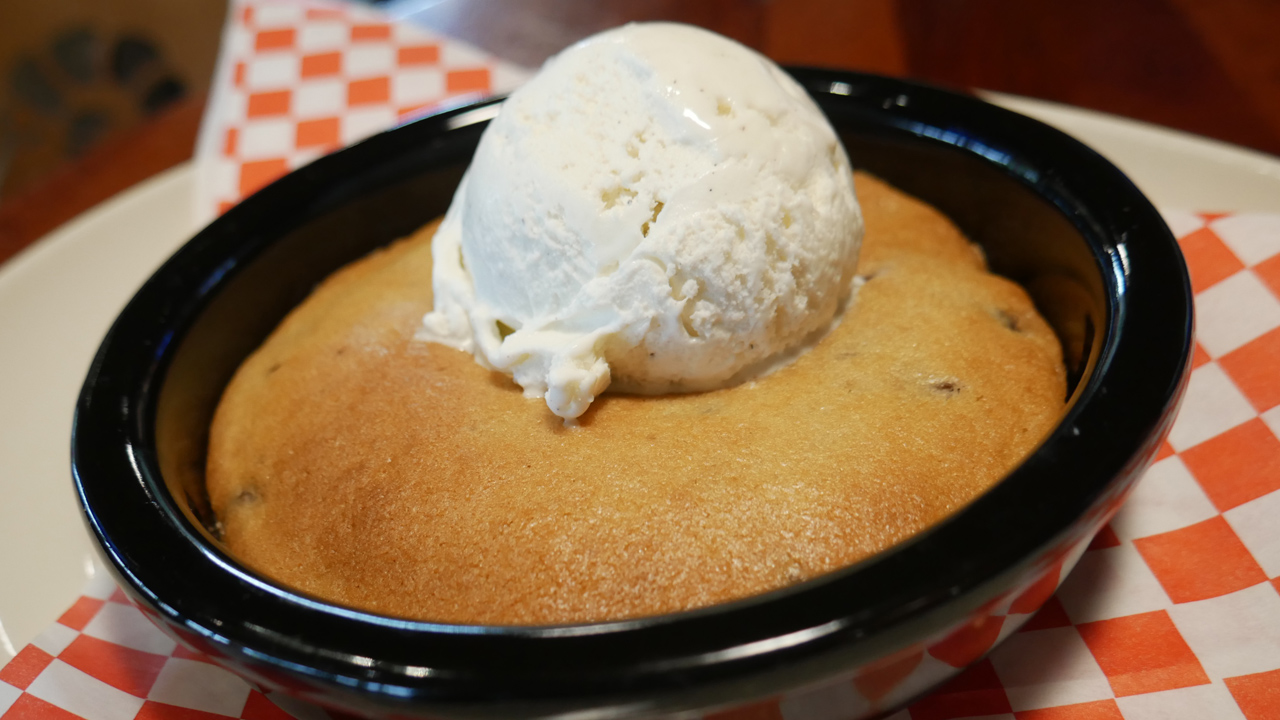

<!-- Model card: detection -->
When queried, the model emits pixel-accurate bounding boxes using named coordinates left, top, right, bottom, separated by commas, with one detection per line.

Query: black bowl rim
left=72, top=68, right=1192, bottom=714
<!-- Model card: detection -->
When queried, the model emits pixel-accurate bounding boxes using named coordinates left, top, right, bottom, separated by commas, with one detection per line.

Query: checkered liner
left=191, top=0, right=531, bottom=225
left=7, top=0, right=1280, bottom=717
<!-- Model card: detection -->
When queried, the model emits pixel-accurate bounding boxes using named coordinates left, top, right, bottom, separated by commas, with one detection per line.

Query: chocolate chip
left=993, top=308, right=1021, bottom=332
left=931, top=378, right=964, bottom=396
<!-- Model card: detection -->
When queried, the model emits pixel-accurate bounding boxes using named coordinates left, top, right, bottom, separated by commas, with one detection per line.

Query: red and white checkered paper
left=7, top=1, right=1280, bottom=718
left=191, top=0, right=531, bottom=225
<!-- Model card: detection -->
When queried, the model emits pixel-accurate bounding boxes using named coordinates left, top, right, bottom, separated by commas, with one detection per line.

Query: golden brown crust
left=206, top=173, right=1065, bottom=625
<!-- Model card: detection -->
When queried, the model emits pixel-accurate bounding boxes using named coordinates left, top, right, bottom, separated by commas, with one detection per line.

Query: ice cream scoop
left=419, top=22, right=863, bottom=420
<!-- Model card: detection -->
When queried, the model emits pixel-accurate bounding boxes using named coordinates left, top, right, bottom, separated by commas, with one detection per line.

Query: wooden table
left=2, top=0, right=1278, bottom=266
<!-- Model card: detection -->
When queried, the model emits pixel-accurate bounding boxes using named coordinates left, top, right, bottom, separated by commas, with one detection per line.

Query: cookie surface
left=207, top=173, right=1065, bottom=625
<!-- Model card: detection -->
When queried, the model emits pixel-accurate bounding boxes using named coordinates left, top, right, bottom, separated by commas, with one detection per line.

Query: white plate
left=983, top=92, right=1280, bottom=213
left=2, top=97, right=1279, bottom=663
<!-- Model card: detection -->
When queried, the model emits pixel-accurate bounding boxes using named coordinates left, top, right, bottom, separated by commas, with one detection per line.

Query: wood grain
left=764, top=0, right=906, bottom=75
left=894, top=0, right=1280, bottom=156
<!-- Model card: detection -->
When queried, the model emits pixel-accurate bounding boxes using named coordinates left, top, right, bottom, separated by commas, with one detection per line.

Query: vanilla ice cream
left=419, top=22, right=863, bottom=420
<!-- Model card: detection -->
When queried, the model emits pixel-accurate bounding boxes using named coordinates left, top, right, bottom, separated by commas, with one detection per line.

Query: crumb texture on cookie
left=206, top=173, right=1066, bottom=625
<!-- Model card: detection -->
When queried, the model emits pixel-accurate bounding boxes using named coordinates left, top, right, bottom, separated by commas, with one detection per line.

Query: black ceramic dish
left=72, top=69, right=1192, bottom=719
